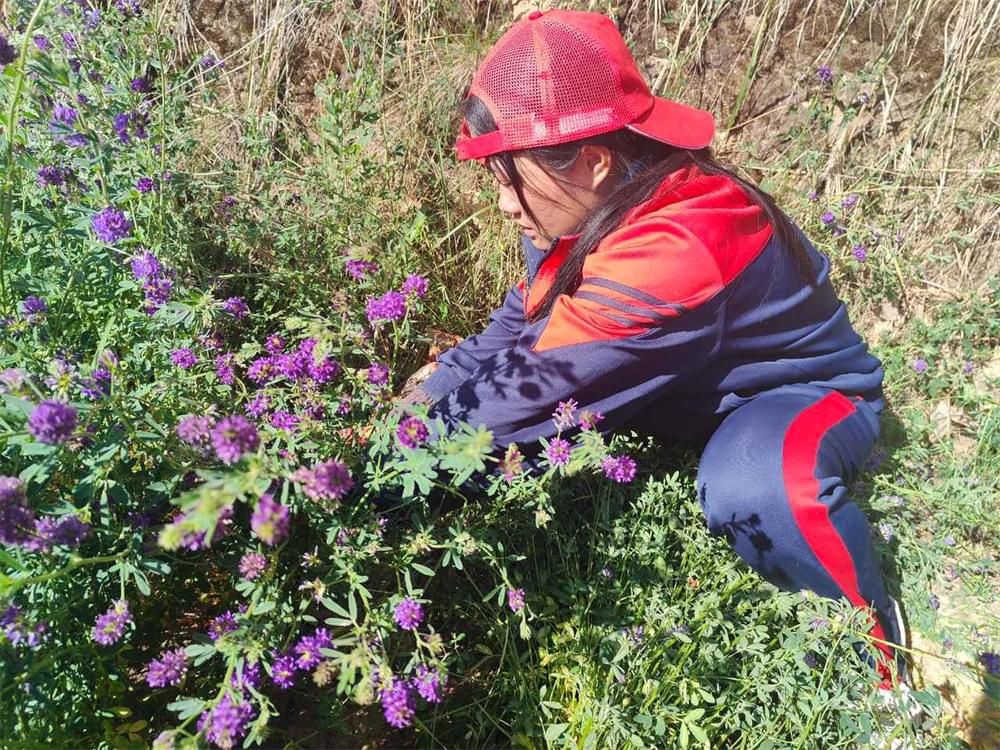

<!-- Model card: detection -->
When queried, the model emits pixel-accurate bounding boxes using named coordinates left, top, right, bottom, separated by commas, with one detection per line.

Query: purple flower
left=210, top=415, right=259, bottom=464
left=809, top=617, right=829, bottom=631
left=294, top=628, right=332, bottom=669
left=51, top=103, right=78, bottom=127
left=625, top=625, right=645, bottom=645
left=851, top=244, right=868, bottom=262
left=943, top=535, right=956, bottom=547
left=200, top=54, right=223, bottom=69
left=346, top=258, right=377, bottom=280
left=91, top=600, right=132, bottom=646
left=246, top=355, right=278, bottom=384
left=551, top=399, right=578, bottom=431
left=28, top=400, right=77, bottom=444
left=146, top=647, right=188, bottom=688
left=601, top=455, right=637, bottom=483
left=208, top=611, right=238, bottom=641
left=222, top=297, right=249, bottom=319
left=0, top=477, right=35, bottom=546
left=130, top=250, right=162, bottom=280
left=292, top=460, right=354, bottom=502
left=130, top=77, right=149, bottom=92
left=820, top=211, right=836, bottom=226
left=33, top=35, right=50, bottom=52
left=545, top=438, right=572, bottom=467
left=878, top=522, right=894, bottom=542
left=507, top=588, right=525, bottom=613
left=817, top=65, right=833, bottom=84
left=197, top=695, right=255, bottom=750
left=367, top=362, right=390, bottom=385
left=803, top=651, right=819, bottom=668
left=176, top=414, right=215, bottom=447
left=238, top=551, right=268, bottom=581
left=499, top=443, right=524, bottom=480
left=1, top=606, right=48, bottom=649
left=807, top=189, right=819, bottom=202
left=269, top=410, right=299, bottom=432
left=250, top=494, right=290, bottom=545
left=265, top=334, right=285, bottom=354
left=22, top=296, right=48, bottom=319
left=393, top=598, right=424, bottom=630
left=980, top=652, right=1000, bottom=676
left=26, top=515, right=91, bottom=552
left=402, top=274, right=429, bottom=298
left=91, top=206, right=133, bottom=243
left=396, top=416, right=429, bottom=449
left=271, top=652, right=297, bottom=689
left=912, top=358, right=929, bottom=374
left=117, top=0, right=142, bottom=15
left=579, top=410, right=604, bottom=430
left=171, top=348, right=197, bottom=369
left=0, top=36, right=15, bottom=68
left=83, top=8, right=101, bottom=29
left=962, top=360, right=974, bottom=374
left=309, top=356, right=340, bottom=384
left=412, top=665, right=445, bottom=703
left=929, top=594, right=940, bottom=610
left=136, top=176, right=156, bottom=193
left=215, top=354, right=236, bottom=385
left=231, top=661, right=262, bottom=693
left=245, top=393, right=271, bottom=419
left=366, top=291, right=407, bottom=324
left=380, top=677, right=416, bottom=728
left=37, top=165, right=66, bottom=187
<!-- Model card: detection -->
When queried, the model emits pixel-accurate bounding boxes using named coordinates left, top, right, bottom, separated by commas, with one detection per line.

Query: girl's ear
left=579, top=144, right=615, bottom=192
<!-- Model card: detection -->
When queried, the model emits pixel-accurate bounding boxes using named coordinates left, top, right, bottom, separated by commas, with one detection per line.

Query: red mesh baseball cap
left=455, top=8, right=715, bottom=162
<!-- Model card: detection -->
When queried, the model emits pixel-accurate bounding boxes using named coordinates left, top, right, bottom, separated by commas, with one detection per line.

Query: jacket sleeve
left=426, top=221, right=729, bottom=450
left=418, top=281, right=527, bottom=402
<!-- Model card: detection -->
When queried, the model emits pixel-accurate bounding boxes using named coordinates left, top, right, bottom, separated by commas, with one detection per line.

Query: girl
left=405, top=8, right=909, bottom=700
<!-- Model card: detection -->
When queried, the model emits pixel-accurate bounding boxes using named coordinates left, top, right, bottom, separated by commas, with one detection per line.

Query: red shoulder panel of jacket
left=529, top=165, right=773, bottom=352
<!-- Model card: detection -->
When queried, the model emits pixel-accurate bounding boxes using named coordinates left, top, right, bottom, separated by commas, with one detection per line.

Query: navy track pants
left=696, top=384, right=901, bottom=682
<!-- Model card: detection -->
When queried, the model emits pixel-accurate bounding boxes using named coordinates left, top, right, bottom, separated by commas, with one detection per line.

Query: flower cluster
left=366, top=290, right=407, bottom=324
left=196, top=695, right=255, bottom=750
left=238, top=552, right=268, bottom=581
left=396, top=416, right=429, bottom=449
left=27, top=400, right=77, bottom=444
left=171, top=347, right=198, bottom=369
left=91, top=206, right=133, bottom=244
left=601, top=454, right=637, bottom=483
left=130, top=249, right=173, bottom=313
left=146, top=647, right=188, bottom=688
left=245, top=338, right=339, bottom=388
left=210, top=415, right=260, bottom=464
left=346, top=258, right=378, bottom=279
left=545, top=438, right=572, bottom=467
left=92, top=600, right=133, bottom=646
left=292, top=460, right=354, bottom=502
left=507, top=588, right=526, bottom=613
left=401, top=274, right=429, bottom=298
left=250, top=494, right=290, bottom=546
left=222, top=296, right=249, bottom=319
left=393, top=598, right=424, bottom=630
left=1, top=605, right=48, bottom=649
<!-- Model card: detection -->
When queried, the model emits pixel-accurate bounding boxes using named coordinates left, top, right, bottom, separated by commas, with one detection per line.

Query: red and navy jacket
left=418, top=164, right=884, bottom=450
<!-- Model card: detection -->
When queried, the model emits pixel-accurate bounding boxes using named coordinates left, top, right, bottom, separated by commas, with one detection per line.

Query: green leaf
left=166, top=697, right=205, bottom=720
left=411, top=562, right=435, bottom=577
left=543, top=722, right=568, bottom=743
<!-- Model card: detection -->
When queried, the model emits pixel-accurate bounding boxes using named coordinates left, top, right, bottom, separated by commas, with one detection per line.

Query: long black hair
left=461, top=95, right=818, bottom=323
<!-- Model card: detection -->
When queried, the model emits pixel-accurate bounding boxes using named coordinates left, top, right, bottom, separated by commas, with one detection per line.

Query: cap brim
left=625, top=96, right=715, bottom=150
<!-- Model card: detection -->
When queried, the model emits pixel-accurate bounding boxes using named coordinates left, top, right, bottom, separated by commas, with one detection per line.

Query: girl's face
left=491, top=145, right=615, bottom=248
